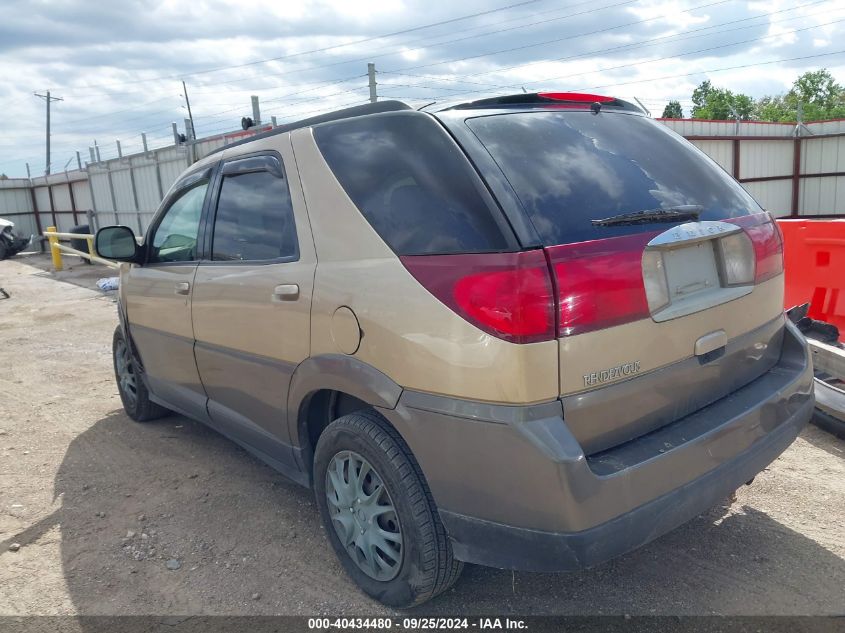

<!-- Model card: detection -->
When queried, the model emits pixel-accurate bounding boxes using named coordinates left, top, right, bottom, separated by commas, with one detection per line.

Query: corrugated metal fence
left=2, top=117, right=844, bottom=251
left=662, top=118, right=845, bottom=217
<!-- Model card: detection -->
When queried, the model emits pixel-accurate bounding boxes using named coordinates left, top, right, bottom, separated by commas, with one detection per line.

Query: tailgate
left=559, top=283, right=785, bottom=454
left=461, top=108, right=787, bottom=454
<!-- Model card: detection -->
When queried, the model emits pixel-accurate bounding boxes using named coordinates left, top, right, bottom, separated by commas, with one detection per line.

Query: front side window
left=150, top=181, right=208, bottom=263
left=211, top=167, right=298, bottom=262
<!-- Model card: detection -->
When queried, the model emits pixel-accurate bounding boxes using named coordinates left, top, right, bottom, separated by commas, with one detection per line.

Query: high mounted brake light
left=537, top=92, right=615, bottom=103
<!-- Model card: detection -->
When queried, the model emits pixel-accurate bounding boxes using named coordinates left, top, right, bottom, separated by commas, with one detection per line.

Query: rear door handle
left=175, top=282, right=190, bottom=296
left=273, top=284, right=300, bottom=302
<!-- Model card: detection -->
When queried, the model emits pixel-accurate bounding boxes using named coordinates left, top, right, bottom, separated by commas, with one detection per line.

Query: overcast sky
left=1, top=0, right=844, bottom=178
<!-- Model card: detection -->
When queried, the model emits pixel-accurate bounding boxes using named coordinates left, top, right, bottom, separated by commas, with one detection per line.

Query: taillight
left=718, top=231, right=756, bottom=285
left=400, top=250, right=556, bottom=344
left=545, top=234, right=654, bottom=336
left=726, top=213, right=784, bottom=283
left=401, top=213, right=783, bottom=344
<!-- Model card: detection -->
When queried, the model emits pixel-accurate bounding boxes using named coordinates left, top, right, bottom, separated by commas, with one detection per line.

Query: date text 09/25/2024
left=307, top=618, right=528, bottom=630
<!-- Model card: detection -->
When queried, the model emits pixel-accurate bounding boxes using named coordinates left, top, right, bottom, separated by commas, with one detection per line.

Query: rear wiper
left=591, top=205, right=703, bottom=226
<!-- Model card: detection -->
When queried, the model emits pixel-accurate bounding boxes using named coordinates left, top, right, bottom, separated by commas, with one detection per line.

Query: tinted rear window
left=313, top=111, right=512, bottom=255
left=466, top=112, right=762, bottom=245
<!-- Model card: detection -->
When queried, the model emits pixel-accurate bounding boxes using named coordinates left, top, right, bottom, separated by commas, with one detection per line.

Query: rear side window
left=313, top=111, right=512, bottom=255
left=211, top=168, right=298, bottom=262
left=466, top=112, right=762, bottom=245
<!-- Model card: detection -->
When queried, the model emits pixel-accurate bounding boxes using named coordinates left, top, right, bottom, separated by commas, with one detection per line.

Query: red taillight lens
left=538, top=92, right=615, bottom=103
left=400, top=250, right=555, bottom=344
left=545, top=234, right=654, bottom=336
left=726, top=212, right=784, bottom=283
left=401, top=213, right=782, bottom=344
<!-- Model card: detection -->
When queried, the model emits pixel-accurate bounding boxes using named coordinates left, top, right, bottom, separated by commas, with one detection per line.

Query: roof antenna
left=521, top=86, right=527, bottom=93
left=633, top=96, right=651, bottom=117
left=590, top=101, right=602, bottom=114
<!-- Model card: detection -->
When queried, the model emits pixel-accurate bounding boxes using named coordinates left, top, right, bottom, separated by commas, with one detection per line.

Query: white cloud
left=1, top=0, right=844, bottom=176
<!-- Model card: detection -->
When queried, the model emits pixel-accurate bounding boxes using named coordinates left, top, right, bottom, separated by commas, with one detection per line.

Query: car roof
left=207, top=92, right=645, bottom=156
left=205, top=100, right=413, bottom=157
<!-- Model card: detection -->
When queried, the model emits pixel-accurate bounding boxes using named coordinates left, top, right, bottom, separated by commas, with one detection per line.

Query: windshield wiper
left=591, top=205, right=703, bottom=227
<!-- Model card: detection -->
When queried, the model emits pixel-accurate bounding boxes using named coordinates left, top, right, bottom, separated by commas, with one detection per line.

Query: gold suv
left=96, top=93, right=814, bottom=607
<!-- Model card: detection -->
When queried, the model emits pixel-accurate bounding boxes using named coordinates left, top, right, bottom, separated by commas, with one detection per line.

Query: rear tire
left=314, top=409, right=463, bottom=607
left=113, top=325, right=168, bottom=422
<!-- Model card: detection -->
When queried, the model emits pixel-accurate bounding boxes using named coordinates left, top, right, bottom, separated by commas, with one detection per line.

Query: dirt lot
left=0, top=254, right=843, bottom=616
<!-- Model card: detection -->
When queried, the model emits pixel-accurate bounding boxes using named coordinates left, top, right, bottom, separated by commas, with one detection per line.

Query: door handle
left=175, top=282, right=190, bottom=296
left=273, top=284, right=300, bottom=302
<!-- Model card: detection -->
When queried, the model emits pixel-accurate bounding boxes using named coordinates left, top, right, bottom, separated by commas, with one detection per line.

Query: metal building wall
left=662, top=118, right=845, bottom=217
left=0, top=179, right=38, bottom=238
left=689, top=140, right=733, bottom=173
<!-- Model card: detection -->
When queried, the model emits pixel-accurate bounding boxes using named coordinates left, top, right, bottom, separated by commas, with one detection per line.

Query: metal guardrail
left=43, top=226, right=120, bottom=271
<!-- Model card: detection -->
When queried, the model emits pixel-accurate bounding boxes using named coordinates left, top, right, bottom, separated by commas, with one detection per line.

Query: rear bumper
left=379, top=320, right=814, bottom=572
left=440, top=395, right=812, bottom=571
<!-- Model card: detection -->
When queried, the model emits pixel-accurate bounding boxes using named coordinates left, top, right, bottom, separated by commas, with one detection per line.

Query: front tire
left=314, top=410, right=463, bottom=607
left=113, top=325, right=168, bottom=422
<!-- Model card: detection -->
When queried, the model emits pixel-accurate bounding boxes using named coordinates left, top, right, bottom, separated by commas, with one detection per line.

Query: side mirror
left=95, top=226, right=140, bottom=263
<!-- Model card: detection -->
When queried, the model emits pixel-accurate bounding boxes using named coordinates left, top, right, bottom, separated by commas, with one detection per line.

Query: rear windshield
left=465, top=111, right=762, bottom=245
left=313, top=111, right=512, bottom=255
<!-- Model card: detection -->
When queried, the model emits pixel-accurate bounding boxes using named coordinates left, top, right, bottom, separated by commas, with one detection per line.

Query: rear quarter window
left=313, top=111, right=513, bottom=255
left=465, top=111, right=762, bottom=245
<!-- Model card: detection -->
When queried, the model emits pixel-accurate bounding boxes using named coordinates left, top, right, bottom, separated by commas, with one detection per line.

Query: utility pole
left=34, top=91, right=63, bottom=175
left=182, top=81, right=195, bottom=140
left=367, top=63, right=377, bottom=103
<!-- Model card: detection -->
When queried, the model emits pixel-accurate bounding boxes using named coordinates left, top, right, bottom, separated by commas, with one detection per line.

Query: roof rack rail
left=206, top=100, right=412, bottom=156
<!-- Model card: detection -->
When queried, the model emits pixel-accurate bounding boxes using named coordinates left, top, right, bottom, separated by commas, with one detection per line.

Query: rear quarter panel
left=290, top=127, right=558, bottom=405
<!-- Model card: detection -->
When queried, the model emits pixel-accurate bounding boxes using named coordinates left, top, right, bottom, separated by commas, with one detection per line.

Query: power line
left=384, top=0, right=740, bottom=74
left=373, top=0, right=837, bottom=100
left=172, top=0, right=641, bottom=94
left=407, top=0, right=832, bottom=82
left=57, top=95, right=178, bottom=126
left=50, top=0, right=637, bottom=102
left=580, top=49, right=845, bottom=92
left=180, top=0, right=609, bottom=99
left=415, top=14, right=845, bottom=101
left=48, top=0, right=546, bottom=93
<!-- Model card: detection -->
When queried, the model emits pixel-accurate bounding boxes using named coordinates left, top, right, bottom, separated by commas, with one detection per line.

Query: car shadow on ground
left=802, top=419, right=845, bottom=458
left=3, top=410, right=843, bottom=615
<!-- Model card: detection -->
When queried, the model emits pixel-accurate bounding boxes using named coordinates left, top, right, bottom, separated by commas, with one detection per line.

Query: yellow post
left=86, top=237, right=95, bottom=263
left=46, top=226, right=63, bottom=271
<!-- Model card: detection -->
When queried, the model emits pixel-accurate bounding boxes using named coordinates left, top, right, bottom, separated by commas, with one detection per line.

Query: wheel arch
left=287, top=354, right=404, bottom=481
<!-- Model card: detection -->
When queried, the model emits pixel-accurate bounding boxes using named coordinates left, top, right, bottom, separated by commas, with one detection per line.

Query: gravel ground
left=0, top=254, right=843, bottom=616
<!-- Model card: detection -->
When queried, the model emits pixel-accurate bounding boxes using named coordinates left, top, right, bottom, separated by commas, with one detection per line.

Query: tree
left=661, top=100, right=684, bottom=118
left=691, top=80, right=753, bottom=120
left=793, top=69, right=842, bottom=109
left=753, top=69, right=845, bottom=122
left=753, top=94, right=793, bottom=122
left=0, top=174, right=7, bottom=180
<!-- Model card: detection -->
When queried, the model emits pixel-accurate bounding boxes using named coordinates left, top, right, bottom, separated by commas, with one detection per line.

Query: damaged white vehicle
left=0, top=218, right=32, bottom=260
